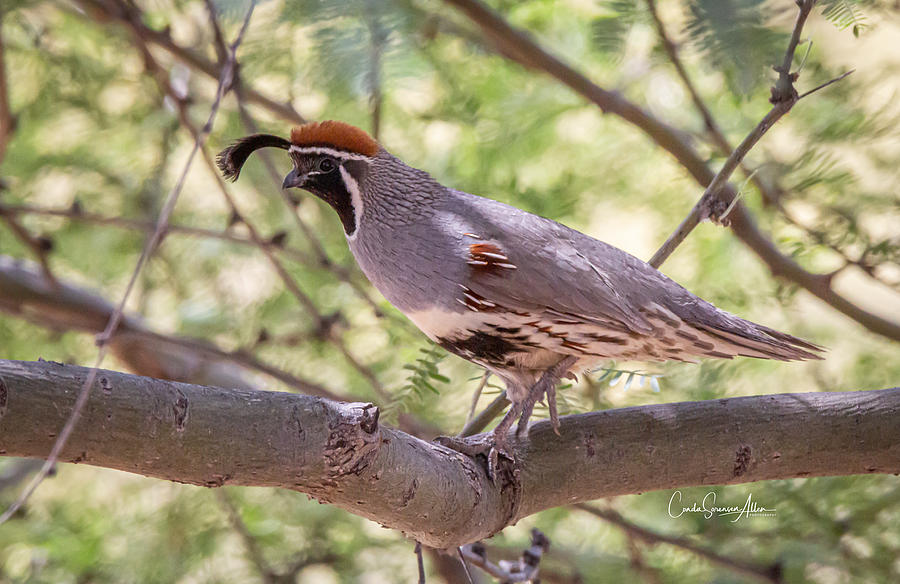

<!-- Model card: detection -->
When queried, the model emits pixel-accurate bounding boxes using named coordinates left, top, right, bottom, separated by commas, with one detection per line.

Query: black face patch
left=288, top=153, right=359, bottom=236
left=438, top=331, right=519, bottom=366
left=302, top=164, right=357, bottom=236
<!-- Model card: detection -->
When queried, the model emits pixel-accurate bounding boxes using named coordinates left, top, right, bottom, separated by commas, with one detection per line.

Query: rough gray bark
left=1, top=359, right=898, bottom=548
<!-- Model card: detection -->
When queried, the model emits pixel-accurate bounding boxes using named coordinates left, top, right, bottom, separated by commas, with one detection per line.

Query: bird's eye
left=317, top=158, right=336, bottom=173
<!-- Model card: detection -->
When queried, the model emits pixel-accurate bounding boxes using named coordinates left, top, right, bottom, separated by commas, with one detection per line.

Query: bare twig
left=456, top=547, right=476, bottom=584
left=459, top=390, right=507, bottom=437
left=0, top=12, right=14, bottom=164
left=0, top=18, right=57, bottom=286
left=647, top=102, right=793, bottom=268
left=415, top=542, right=426, bottom=584
left=365, top=5, right=386, bottom=140
left=623, top=533, right=663, bottom=584
left=0, top=209, right=57, bottom=286
left=0, top=1, right=258, bottom=526
left=441, top=0, right=898, bottom=342
left=0, top=202, right=322, bottom=267
left=73, top=0, right=306, bottom=126
left=575, top=504, right=782, bottom=583
left=465, top=371, right=491, bottom=426
left=217, top=490, right=279, bottom=584
left=461, top=529, right=550, bottom=582
left=647, top=0, right=826, bottom=268
left=644, top=0, right=732, bottom=156
left=798, top=69, right=855, bottom=99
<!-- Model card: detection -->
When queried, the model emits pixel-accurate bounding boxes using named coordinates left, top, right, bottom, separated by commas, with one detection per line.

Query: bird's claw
left=433, top=434, right=491, bottom=458
left=433, top=433, right=516, bottom=485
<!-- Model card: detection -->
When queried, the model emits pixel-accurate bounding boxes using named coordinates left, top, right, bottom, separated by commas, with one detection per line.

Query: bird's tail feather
left=695, top=322, right=824, bottom=361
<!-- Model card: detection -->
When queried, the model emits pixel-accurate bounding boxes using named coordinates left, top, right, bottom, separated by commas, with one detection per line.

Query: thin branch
left=0, top=202, right=321, bottom=267
left=440, top=0, right=899, bottom=342
left=0, top=17, right=57, bottom=286
left=623, top=533, right=663, bottom=584
left=644, top=0, right=732, bottom=156
left=647, top=102, right=793, bottom=268
left=415, top=542, right=426, bottom=584
left=459, top=391, right=507, bottom=437
left=0, top=2, right=258, bottom=525
left=456, top=547, right=476, bottom=584
left=0, top=209, right=57, bottom=286
left=798, top=69, right=855, bottom=99
left=465, top=372, right=491, bottom=426
left=0, top=11, right=14, bottom=164
left=647, top=0, right=820, bottom=268
left=365, top=5, right=386, bottom=140
left=217, top=490, right=279, bottom=584
left=460, top=529, right=550, bottom=582
left=72, top=0, right=307, bottom=126
left=575, top=504, right=782, bottom=583
left=3, top=359, right=897, bottom=548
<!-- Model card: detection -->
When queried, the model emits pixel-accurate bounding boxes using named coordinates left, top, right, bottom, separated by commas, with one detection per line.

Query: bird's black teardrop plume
left=216, top=134, right=291, bottom=181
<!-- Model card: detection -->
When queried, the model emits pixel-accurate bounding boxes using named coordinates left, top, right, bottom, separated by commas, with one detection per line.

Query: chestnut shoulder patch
left=468, top=243, right=517, bottom=275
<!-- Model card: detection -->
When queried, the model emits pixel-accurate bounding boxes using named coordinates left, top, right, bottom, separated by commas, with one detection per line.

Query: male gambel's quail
left=218, top=120, right=822, bottom=455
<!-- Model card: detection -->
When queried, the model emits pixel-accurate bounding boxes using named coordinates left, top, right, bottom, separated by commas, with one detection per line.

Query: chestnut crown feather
left=290, top=120, right=379, bottom=157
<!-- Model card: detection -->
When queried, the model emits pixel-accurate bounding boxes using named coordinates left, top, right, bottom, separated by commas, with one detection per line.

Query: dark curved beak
left=282, top=168, right=306, bottom=190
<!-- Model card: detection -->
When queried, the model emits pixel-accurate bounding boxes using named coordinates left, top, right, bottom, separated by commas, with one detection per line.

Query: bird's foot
left=433, top=431, right=516, bottom=485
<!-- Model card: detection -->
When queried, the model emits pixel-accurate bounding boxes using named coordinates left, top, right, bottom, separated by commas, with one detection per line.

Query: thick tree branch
left=441, top=0, right=900, bottom=343
left=0, top=257, right=439, bottom=438
left=1, top=359, right=897, bottom=549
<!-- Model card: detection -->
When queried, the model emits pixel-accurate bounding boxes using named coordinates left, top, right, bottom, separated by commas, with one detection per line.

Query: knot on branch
left=770, top=67, right=800, bottom=105
left=699, top=192, right=733, bottom=227
left=324, top=402, right=381, bottom=480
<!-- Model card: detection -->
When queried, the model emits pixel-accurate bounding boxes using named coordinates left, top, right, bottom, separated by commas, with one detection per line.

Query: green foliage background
left=1, top=0, right=898, bottom=582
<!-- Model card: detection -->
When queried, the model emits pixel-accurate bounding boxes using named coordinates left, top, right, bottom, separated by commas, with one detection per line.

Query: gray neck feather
left=359, top=151, right=444, bottom=226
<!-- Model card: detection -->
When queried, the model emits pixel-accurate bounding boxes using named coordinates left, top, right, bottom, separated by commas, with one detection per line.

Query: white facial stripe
left=289, top=145, right=371, bottom=161
left=339, top=165, right=364, bottom=241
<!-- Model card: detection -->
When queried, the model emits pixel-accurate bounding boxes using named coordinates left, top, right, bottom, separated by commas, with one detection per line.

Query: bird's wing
left=448, top=192, right=662, bottom=332
left=446, top=192, right=822, bottom=361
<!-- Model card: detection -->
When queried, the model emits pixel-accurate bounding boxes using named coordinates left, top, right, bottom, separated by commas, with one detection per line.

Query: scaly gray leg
left=515, top=355, right=578, bottom=437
